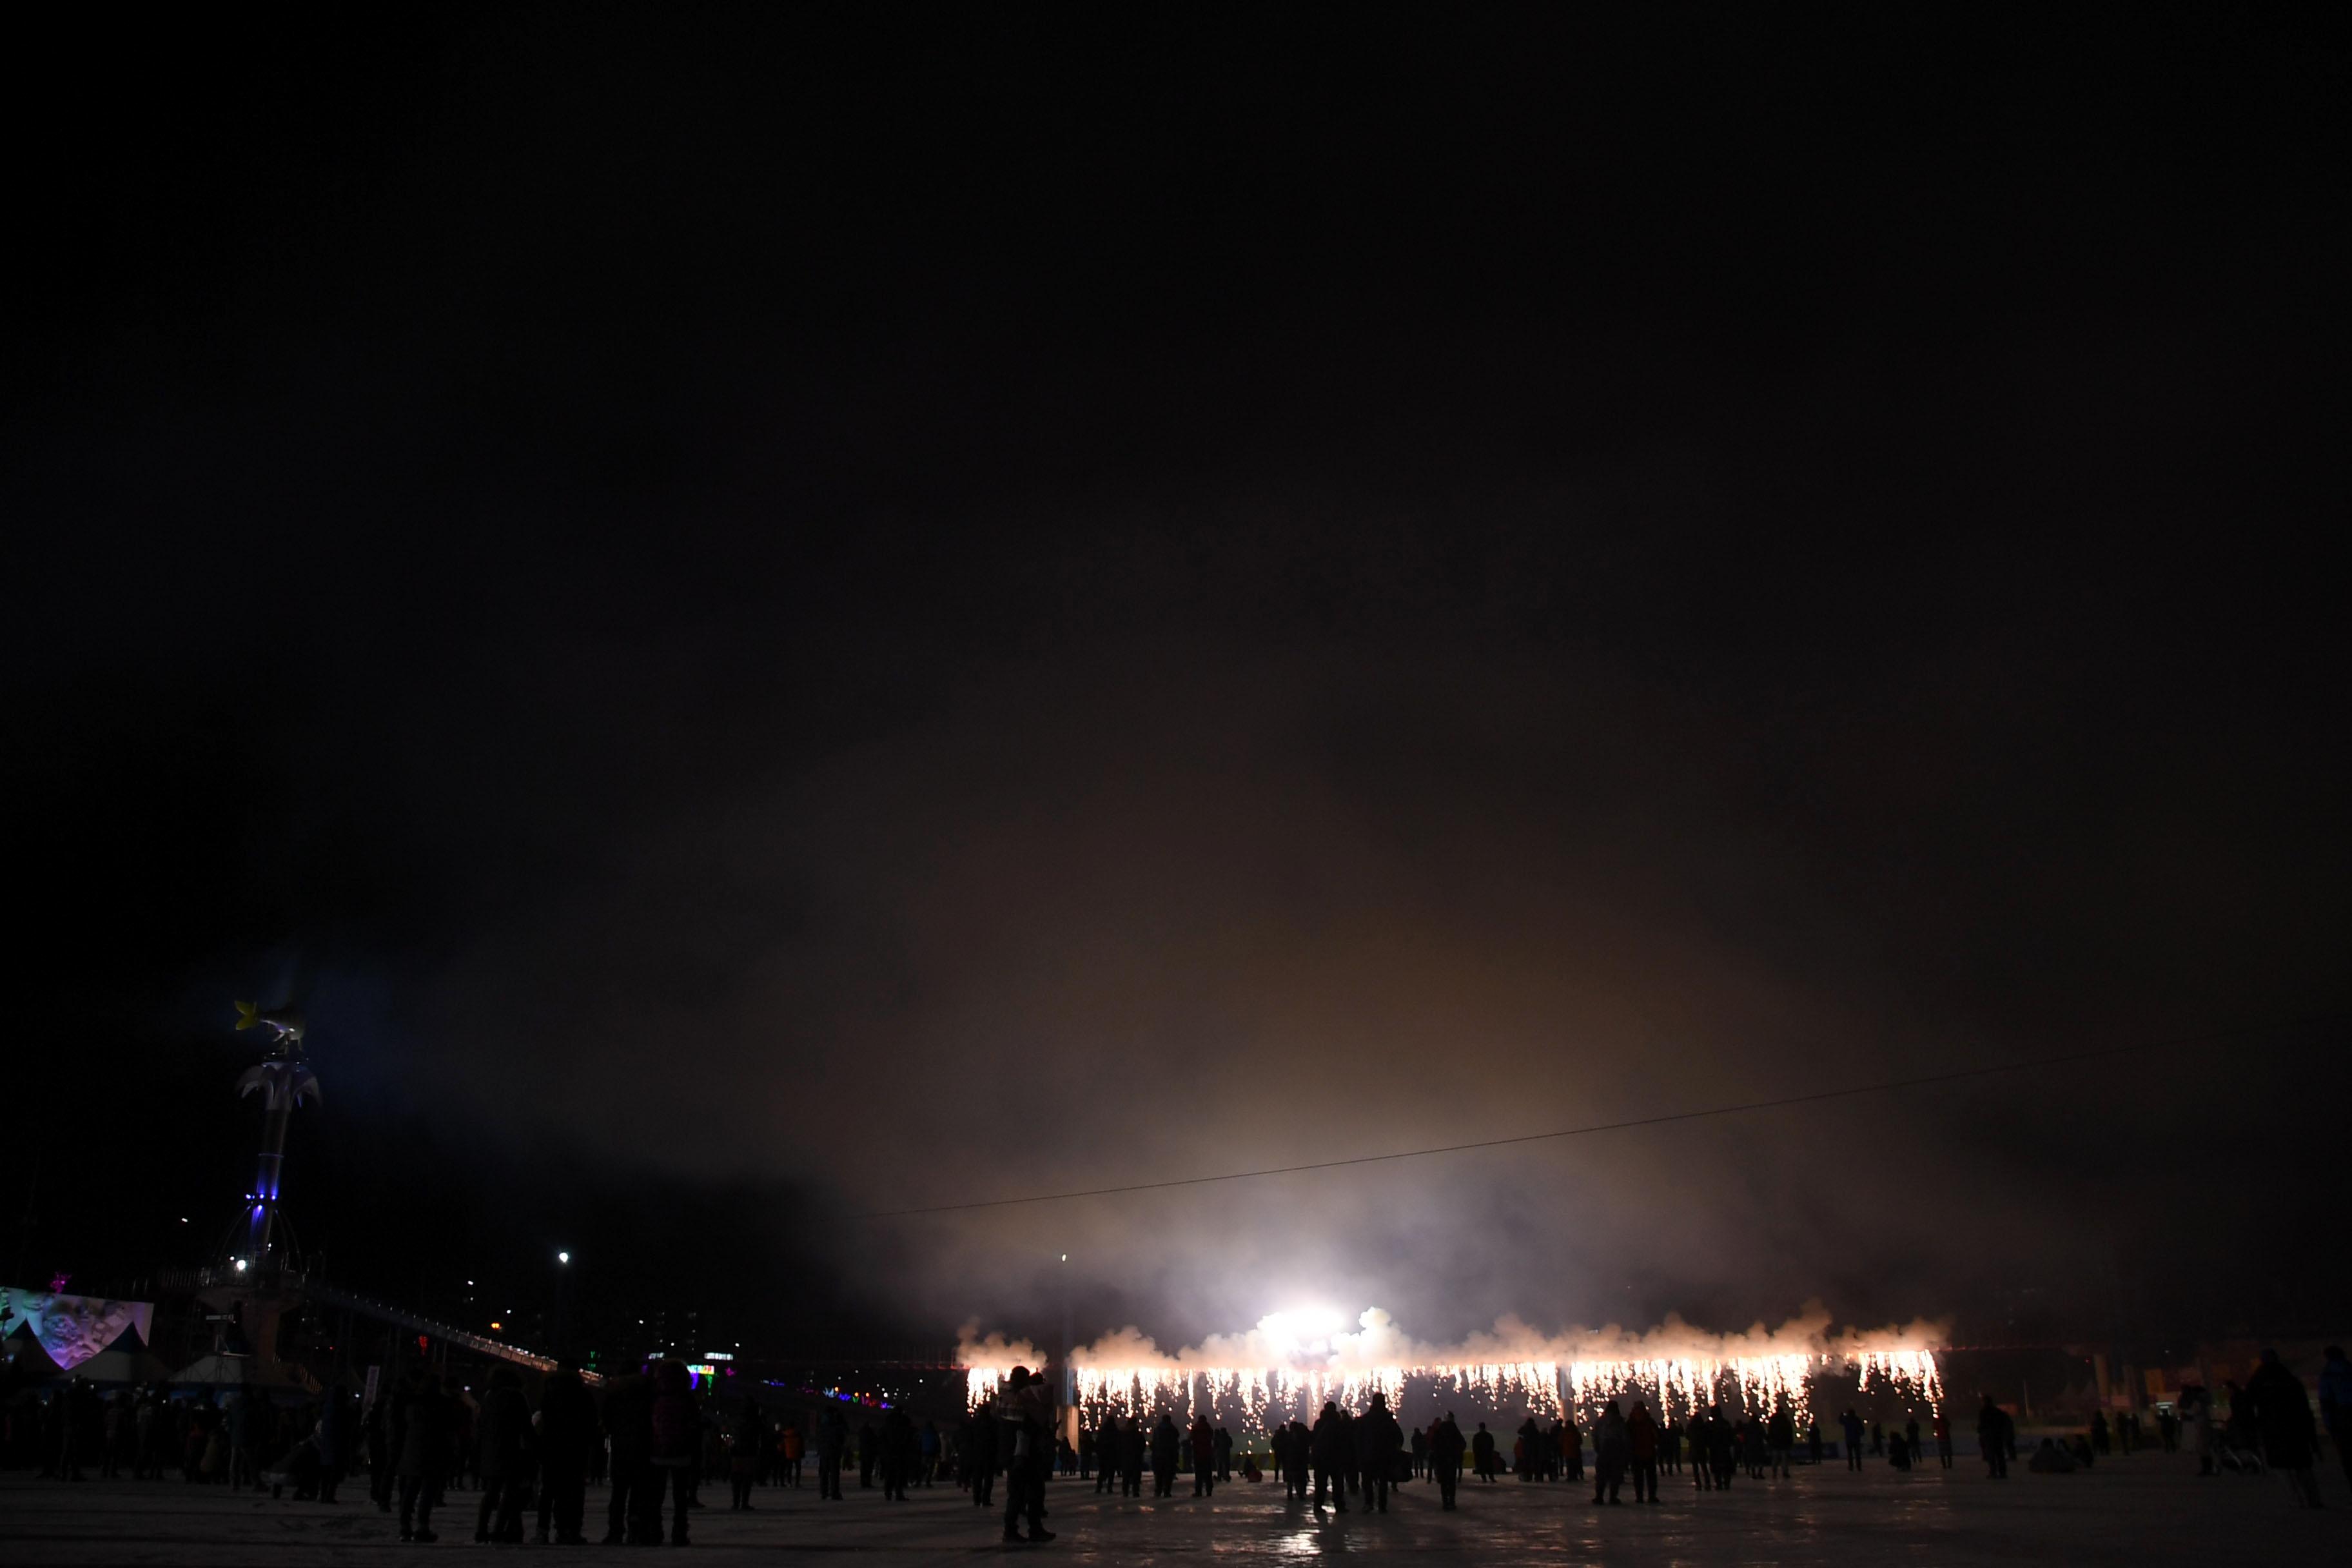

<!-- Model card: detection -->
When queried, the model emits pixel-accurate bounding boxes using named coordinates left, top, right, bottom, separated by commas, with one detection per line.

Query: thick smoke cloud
left=10, top=9, right=2347, bottom=1353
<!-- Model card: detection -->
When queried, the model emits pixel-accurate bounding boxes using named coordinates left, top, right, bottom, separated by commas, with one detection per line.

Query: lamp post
left=1059, top=1253, right=1075, bottom=1459
left=554, top=1249, right=573, bottom=1355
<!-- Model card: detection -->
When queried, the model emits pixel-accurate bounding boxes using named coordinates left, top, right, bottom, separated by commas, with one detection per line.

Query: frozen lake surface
left=1, top=1453, right=2340, bottom=1564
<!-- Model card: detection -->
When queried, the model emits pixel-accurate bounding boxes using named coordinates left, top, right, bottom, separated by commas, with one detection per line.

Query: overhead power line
left=866, top=1012, right=2340, bottom=1219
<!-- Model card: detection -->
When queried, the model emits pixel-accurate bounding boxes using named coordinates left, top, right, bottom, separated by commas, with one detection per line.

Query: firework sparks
left=961, top=1305, right=1945, bottom=1431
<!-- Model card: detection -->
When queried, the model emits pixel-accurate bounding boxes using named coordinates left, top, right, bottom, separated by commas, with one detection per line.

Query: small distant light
left=491, top=1321, right=503, bottom=1331
left=233, top=1259, right=248, bottom=1273
left=558, top=1251, right=571, bottom=1264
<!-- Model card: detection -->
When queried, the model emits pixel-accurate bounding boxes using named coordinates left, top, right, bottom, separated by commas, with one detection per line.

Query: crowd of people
left=8, top=1344, right=2347, bottom=1543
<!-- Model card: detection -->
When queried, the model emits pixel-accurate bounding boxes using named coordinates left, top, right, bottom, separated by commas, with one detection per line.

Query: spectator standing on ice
left=1839, top=1408, right=1865, bottom=1471
left=1358, top=1391, right=1402, bottom=1513
left=2318, top=1346, right=2352, bottom=1491
left=390, top=1367, right=449, bottom=1544
left=1119, top=1413, right=1146, bottom=1498
left=535, top=1360, right=595, bottom=1544
left=1591, top=1400, right=1629, bottom=1505
left=1976, top=1395, right=2010, bottom=1480
left=883, top=1407, right=919, bottom=1500
left=1688, top=1406, right=1717, bottom=1491
left=1311, top=1402, right=1351, bottom=1512
left=1430, top=1412, right=1467, bottom=1511
left=647, top=1359, right=702, bottom=1546
left=1152, top=1411, right=1182, bottom=1498
left=1767, top=1400, right=1795, bottom=1478
left=1625, top=1398, right=1660, bottom=1502
left=1188, top=1412, right=1217, bottom=1496
left=1471, top=1420, right=1498, bottom=1481
left=817, top=1404, right=848, bottom=1500
left=473, top=1366, right=534, bottom=1542
left=1280, top=1416, right=1309, bottom=1501
left=2244, top=1349, right=2322, bottom=1507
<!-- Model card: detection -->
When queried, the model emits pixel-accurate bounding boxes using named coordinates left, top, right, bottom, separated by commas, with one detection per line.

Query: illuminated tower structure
left=228, top=1003, right=321, bottom=1269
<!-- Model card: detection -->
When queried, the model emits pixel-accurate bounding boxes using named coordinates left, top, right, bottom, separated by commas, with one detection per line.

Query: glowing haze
left=960, top=1302, right=1945, bottom=1430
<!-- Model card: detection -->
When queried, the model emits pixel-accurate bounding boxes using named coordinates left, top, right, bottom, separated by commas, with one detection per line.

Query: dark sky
left=10, top=8, right=2347, bottom=1355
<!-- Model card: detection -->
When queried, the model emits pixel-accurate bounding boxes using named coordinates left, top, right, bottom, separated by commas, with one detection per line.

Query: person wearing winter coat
left=647, top=1360, right=703, bottom=1545
left=2244, top=1349, right=2323, bottom=1507
left=389, top=1369, right=450, bottom=1543
left=817, top=1405, right=850, bottom=1501
left=999, top=1367, right=1056, bottom=1544
left=473, top=1367, right=535, bottom=1544
left=313, top=1385, right=351, bottom=1504
left=1975, top=1395, right=2012, bottom=1480
left=2318, top=1346, right=2352, bottom=1490
left=1625, top=1400, right=1660, bottom=1502
left=881, top=1407, right=916, bottom=1500
left=729, top=1399, right=768, bottom=1510
left=533, top=1361, right=596, bottom=1544
left=1150, top=1411, right=1182, bottom=1498
left=1357, top=1393, right=1404, bottom=1513
left=1308, top=1402, right=1349, bottom=1511
left=1591, top=1401, right=1629, bottom=1505
left=1188, top=1414, right=1218, bottom=1496
left=1429, top=1413, right=1467, bottom=1511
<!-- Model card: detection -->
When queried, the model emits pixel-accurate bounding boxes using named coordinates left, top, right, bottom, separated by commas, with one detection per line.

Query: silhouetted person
left=817, top=1404, right=849, bottom=1500
left=313, top=1384, right=351, bottom=1504
left=879, top=1406, right=915, bottom=1500
left=2090, top=1410, right=2110, bottom=1456
left=602, top=1373, right=658, bottom=1542
left=1280, top=1416, right=1309, bottom=1500
left=1591, top=1400, right=1629, bottom=1505
left=1310, top=1402, right=1348, bottom=1511
left=2320, top=1347, right=2352, bottom=1490
left=1430, top=1412, right=1466, bottom=1510
left=647, top=1359, right=702, bottom=1545
left=1626, top=1399, right=1660, bottom=1502
left=1839, top=1408, right=1865, bottom=1471
left=1976, top=1395, right=2010, bottom=1480
left=1000, top=1367, right=1055, bottom=1543
left=2245, top=1349, right=2322, bottom=1507
left=472, top=1367, right=533, bottom=1544
left=730, top=1398, right=767, bottom=1510
left=535, top=1360, right=594, bottom=1544
left=1188, top=1413, right=1217, bottom=1496
left=1471, top=1420, right=1498, bottom=1482
left=1358, top=1391, right=1402, bottom=1513
left=1150, top=1411, right=1181, bottom=1498
left=389, top=1368, right=449, bottom=1543
left=1092, top=1421, right=1118, bottom=1493
left=1121, top=1414, right=1145, bottom=1497
left=1709, top=1404, right=1738, bottom=1489
left=1409, top=1422, right=1428, bottom=1480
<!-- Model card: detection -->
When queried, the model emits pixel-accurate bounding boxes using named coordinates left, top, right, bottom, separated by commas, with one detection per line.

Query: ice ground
left=1, top=1453, right=2341, bottom=1565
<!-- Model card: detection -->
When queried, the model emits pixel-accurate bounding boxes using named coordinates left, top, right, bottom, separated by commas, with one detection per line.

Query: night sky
left=10, top=9, right=2347, bottom=1358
